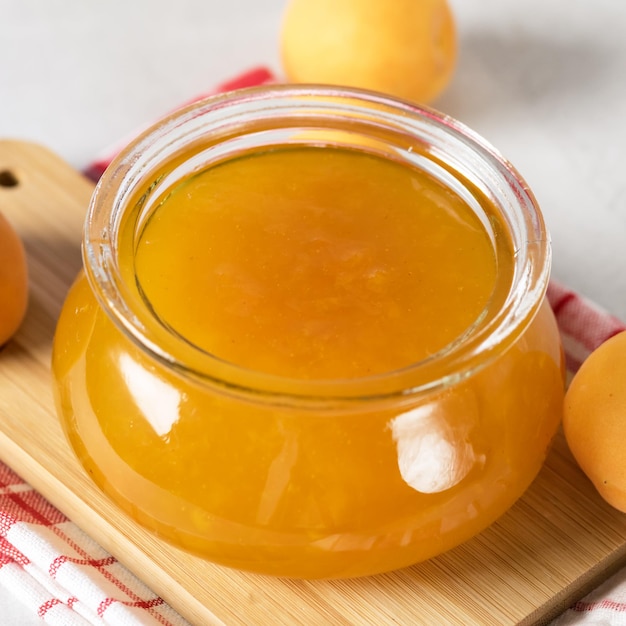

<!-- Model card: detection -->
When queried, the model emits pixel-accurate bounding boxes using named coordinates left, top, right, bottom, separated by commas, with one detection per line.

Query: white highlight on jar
left=389, top=403, right=477, bottom=494
left=119, top=353, right=182, bottom=438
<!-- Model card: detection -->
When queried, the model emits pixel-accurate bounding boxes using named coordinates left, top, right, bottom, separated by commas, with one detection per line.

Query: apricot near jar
left=52, top=86, right=564, bottom=579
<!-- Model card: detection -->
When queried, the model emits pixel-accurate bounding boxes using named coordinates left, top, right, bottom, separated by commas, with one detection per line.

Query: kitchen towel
left=1, top=66, right=625, bottom=625
left=0, top=462, right=190, bottom=626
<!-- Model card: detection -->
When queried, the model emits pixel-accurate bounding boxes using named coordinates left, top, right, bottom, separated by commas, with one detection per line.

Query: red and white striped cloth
left=547, top=281, right=626, bottom=374
left=0, top=465, right=189, bottom=626
left=1, top=67, right=626, bottom=625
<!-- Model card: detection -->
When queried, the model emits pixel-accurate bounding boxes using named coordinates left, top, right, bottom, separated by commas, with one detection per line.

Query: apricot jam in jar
left=52, top=86, right=564, bottom=579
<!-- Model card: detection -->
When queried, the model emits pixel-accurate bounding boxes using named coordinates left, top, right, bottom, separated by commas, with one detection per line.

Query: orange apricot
left=563, top=330, right=626, bottom=512
left=280, top=0, right=457, bottom=104
left=0, top=211, right=28, bottom=346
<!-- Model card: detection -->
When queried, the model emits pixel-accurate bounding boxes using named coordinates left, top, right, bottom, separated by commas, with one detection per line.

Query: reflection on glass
left=119, top=353, right=182, bottom=438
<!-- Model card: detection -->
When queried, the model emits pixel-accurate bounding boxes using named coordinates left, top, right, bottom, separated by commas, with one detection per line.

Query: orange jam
left=52, top=87, right=564, bottom=579
left=134, top=147, right=498, bottom=379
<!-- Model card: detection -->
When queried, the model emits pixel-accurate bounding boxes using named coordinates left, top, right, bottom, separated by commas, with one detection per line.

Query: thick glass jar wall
left=52, top=86, right=565, bottom=578
left=53, top=273, right=563, bottom=578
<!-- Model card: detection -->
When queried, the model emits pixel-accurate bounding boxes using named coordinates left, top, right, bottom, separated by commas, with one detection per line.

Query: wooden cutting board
left=1, top=139, right=626, bottom=626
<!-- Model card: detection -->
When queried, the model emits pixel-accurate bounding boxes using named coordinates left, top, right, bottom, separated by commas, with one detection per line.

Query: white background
left=1, top=1, right=626, bottom=623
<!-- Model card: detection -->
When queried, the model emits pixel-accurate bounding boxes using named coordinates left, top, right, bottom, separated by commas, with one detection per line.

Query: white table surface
left=1, top=1, right=626, bottom=623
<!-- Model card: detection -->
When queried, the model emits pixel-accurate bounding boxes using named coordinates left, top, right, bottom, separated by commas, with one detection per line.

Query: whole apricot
left=0, top=211, right=28, bottom=346
left=563, top=330, right=626, bottom=512
left=280, top=0, right=457, bottom=104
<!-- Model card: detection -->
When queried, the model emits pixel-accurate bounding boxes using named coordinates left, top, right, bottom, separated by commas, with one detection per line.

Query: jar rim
left=83, top=84, right=551, bottom=405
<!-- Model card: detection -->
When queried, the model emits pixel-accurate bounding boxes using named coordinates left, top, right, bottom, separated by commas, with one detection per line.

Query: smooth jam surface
left=53, top=145, right=564, bottom=578
left=134, top=147, right=497, bottom=379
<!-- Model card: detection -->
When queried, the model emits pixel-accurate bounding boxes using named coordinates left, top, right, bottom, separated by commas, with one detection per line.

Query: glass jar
left=52, top=85, right=564, bottom=579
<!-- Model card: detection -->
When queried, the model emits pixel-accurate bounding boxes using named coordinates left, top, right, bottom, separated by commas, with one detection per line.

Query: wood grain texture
left=1, top=139, right=626, bottom=625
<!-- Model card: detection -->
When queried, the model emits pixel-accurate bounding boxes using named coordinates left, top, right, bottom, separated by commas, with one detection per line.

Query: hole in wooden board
left=0, top=170, right=19, bottom=188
